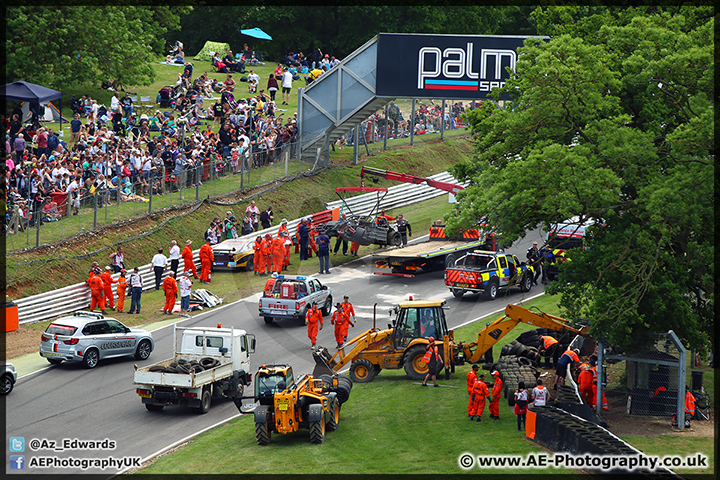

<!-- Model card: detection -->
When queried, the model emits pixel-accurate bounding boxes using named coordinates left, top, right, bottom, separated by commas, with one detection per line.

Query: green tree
left=5, top=6, right=190, bottom=89
left=447, top=8, right=714, bottom=349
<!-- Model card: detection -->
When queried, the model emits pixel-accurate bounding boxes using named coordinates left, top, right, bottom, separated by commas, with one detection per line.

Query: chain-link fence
left=597, top=331, right=709, bottom=430
left=5, top=144, right=313, bottom=251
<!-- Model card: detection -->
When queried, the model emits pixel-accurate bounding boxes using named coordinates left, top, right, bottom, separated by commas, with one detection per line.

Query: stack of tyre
left=318, top=374, right=353, bottom=406
left=148, top=357, right=220, bottom=374
left=500, top=340, right=540, bottom=363
left=489, top=355, right=539, bottom=406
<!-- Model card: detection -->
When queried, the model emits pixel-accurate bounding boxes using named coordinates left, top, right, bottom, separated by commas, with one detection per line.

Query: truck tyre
left=349, top=359, right=376, bottom=383
left=389, top=231, right=402, bottom=247
left=444, top=254, right=457, bottom=268
left=1, top=373, right=15, bottom=395
left=193, top=388, right=212, bottom=414
left=321, top=295, right=333, bottom=316
left=47, top=358, right=63, bottom=365
left=134, top=339, right=152, bottom=360
left=82, top=348, right=99, bottom=369
left=145, top=404, right=163, bottom=412
left=484, top=279, right=499, bottom=300
left=255, top=421, right=271, bottom=445
left=201, top=357, right=219, bottom=368
left=326, top=399, right=340, bottom=431
left=403, top=345, right=429, bottom=380
left=451, top=288, right=465, bottom=299
left=309, top=418, right=326, bottom=444
left=521, top=273, right=533, bottom=292
left=263, top=317, right=274, bottom=324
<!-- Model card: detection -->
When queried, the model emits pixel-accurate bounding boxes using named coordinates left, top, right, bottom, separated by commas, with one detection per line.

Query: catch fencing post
left=410, top=99, right=416, bottom=146
left=93, top=194, right=98, bottom=229
left=441, top=100, right=445, bottom=140
left=195, top=166, right=200, bottom=200
left=383, top=103, right=389, bottom=150
left=353, top=127, right=358, bottom=165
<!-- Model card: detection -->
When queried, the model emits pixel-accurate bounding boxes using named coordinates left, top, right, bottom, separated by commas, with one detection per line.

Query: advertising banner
left=376, top=33, right=545, bottom=100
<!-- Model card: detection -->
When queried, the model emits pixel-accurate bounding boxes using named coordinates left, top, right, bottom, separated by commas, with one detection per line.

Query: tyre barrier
left=146, top=357, right=222, bottom=375
left=526, top=405, right=675, bottom=476
left=319, top=374, right=353, bottom=405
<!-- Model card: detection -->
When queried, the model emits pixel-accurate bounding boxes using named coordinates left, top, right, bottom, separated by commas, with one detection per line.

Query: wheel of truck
left=82, top=348, right=99, bottom=369
left=444, top=254, right=457, bottom=269
left=389, top=231, right=402, bottom=247
left=521, top=273, right=533, bottom=292
left=350, top=359, right=376, bottom=383
left=255, top=421, right=271, bottom=446
left=47, top=358, right=63, bottom=365
left=193, top=388, right=212, bottom=414
left=403, top=345, right=429, bottom=381
left=309, top=418, right=326, bottom=444
left=321, top=295, right=333, bottom=316
left=326, top=399, right=340, bottom=431
left=145, top=404, right=164, bottom=412
left=451, top=288, right=465, bottom=299
left=263, top=317, right=274, bottom=324
left=134, top=339, right=152, bottom=360
left=484, top=279, right=499, bottom=300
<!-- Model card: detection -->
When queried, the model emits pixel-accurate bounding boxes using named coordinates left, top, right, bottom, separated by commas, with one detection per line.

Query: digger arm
left=463, top=304, right=587, bottom=364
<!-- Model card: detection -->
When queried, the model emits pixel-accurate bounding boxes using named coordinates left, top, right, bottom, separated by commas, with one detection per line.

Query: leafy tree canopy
left=447, top=7, right=714, bottom=349
left=6, top=6, right=191, bottom=89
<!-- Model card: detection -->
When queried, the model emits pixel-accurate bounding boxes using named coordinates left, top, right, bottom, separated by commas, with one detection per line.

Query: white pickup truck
left=134, top=324, right=255, bottom=414
left=258, top=274, right=333, bottom=325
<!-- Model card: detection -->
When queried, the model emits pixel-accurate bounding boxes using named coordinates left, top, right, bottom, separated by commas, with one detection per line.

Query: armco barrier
left=14, top=171, right=458, bottom=325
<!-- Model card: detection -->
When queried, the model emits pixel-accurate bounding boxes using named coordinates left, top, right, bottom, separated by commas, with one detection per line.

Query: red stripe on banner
left=424, top=84, right=478, bottom=91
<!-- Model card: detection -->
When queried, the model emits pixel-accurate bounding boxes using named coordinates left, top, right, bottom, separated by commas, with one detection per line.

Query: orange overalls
left=199, top=242, right=214, bottom=282
left=350, top=241, right=359, bottom=255
left=591, top=365, right=608, bottom=410
left=340, top=301, right=355, bottom=339
left=272, top=236, right=286, bottom=273
left=466, top=369, right=478, bottom=416
left=469, top=378, right=490, bottom=419
left=263, top=277, right=276, bottom=296
left=252, top=238, right=264, bottom=274
left=331, top=309, right=346, bottom=346
left=578, top=367, right=594, bottom=405
left=262, top=237, right=273, bottom=274
left=116, top=275, right=127, bottom=312
left=307, top=224, right=318, bottom=258
left=182, top=245, right=197, bottom=277
left=162, top=275, right=177, bottom=313
left=88, top=275, right=105, bottom=312
left=100, top=270, right=116, bottom=309
left=278, top=224, right=291, bottom=267
left=489, top=375, right=503, bottom=418
left=306, top=306, right=323, bottom=347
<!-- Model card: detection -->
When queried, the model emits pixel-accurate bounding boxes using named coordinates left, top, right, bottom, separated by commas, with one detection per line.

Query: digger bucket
left=312, top=347, right=336, bottom=377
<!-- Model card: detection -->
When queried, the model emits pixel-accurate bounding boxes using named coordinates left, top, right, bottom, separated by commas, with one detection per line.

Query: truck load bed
left=134, top=353, right=234, bottom=389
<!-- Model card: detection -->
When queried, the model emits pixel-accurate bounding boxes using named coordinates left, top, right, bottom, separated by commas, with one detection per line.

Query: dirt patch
left=603, top=408, right=715, bottom=438
left=5, top=328, right=41, bottom=360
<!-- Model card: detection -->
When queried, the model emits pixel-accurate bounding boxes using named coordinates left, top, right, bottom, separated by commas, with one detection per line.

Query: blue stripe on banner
left=425, top=80, right=478, bottom=86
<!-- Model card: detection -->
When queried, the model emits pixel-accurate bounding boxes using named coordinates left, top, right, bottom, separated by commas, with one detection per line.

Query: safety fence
left=13, top=171, right=455, bottom=325
left=5, top=144, right=313, bottom=252
left=325, top=171, right=466, bottom=215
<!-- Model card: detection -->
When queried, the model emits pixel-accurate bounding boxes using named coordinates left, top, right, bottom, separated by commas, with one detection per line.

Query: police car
left=444, top=251, right=534, bottom=299
left=40, top=311, right=154, bottom=369
left=258, top=275, right=333, bottom=324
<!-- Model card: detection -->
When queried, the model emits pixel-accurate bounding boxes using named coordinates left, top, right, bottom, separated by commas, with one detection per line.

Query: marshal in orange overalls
left=116, top=273, right=127, bottom=312
left=489, top=372, right=503, bottom=419
left=469, top=377, right=490, bottom=421
left=252, top=237, right=264, bottom=274
left=100, top=270, right=117, bottom=309
left=306, top=305, right=323, bottom=348
left=162, top=275, right=177, bottom=314
left=182, top=244, right=197, bottom=277
left=88, top=275, right=106, bottom=312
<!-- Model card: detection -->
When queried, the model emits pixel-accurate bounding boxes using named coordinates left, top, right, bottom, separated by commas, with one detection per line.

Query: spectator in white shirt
left=169, top=240, right=181, bottom=276
left=178, top=270, right=193, bottom=313
left=151, top=248, right=168, bottom=290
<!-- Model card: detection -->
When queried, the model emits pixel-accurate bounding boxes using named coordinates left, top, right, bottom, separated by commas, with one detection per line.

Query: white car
left=1, top=363, right=17, bottom=395
left=40, top=311, right=154, bottom=369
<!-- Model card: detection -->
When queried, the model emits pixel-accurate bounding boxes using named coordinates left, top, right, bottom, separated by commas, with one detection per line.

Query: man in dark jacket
left=298, top=218, right=310, bottom=261
left=259, top=206, right=274, bottom=229
left=395, top=214, right=412, bottom=246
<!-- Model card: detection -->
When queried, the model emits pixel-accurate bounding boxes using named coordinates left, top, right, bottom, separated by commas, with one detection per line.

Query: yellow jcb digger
left=313, top=301, right=590, bottom=383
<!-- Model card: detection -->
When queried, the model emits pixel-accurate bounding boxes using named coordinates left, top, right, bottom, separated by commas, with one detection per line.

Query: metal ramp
left=297, top=35, right=391, bottom=164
